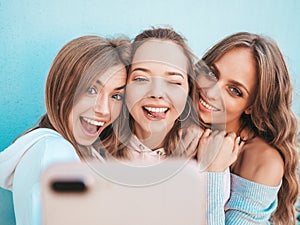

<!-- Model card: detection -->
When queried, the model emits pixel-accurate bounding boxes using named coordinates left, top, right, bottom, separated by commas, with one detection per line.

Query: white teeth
left=200, top=98, right=218, bottom=111
left=144, top=107, right=168, bottom=113
left=82, top=117, right=105, bottom=126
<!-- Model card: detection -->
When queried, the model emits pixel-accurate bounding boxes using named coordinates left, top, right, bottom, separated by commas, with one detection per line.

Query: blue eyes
left=134, top=77, right=148, bottom=82
left=230, top=87, right=242, bottom=97
left=86, top=86, right=123, bottom=101
left=87, top=87, right=97, bottom=95
left=206, top=71, right=217, bottom=80
left=112, top=94, right=123, bottom=101
left=203, top=71, right=243, bottom=97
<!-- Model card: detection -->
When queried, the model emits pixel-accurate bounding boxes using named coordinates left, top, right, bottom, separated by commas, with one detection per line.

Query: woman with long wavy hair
left=195, top=32, right=299, bottom=225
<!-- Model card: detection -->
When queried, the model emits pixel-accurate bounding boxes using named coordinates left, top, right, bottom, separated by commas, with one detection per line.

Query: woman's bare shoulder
left=232, top=137, right=284, bottom=186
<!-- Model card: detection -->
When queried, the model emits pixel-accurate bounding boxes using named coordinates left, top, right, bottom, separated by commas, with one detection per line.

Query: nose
left=93, top=93, right=110, bottom=117
left=204, top=82, right=222, bottom=100
left=147, top=77, right=166, bottom=99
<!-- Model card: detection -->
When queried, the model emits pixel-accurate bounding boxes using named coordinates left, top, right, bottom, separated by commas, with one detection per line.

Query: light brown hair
left=36, top=35, right=131, bottom=158
left=198, top=32, right=299, bottom=225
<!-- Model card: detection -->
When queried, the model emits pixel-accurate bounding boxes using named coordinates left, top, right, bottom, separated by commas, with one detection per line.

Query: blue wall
left=1, top=0, right=300, bottom=224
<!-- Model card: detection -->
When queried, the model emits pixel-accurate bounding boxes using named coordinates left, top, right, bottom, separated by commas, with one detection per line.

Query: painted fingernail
left=237, top=136, right=241, bottom=145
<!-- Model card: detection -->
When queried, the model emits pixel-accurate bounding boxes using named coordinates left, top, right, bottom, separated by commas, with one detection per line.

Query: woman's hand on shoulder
left=179, top=125, right=204, bottom=158
left=198, top=129, right=243, bottom=172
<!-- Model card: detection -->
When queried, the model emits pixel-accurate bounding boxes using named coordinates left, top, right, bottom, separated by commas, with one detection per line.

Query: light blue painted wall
left=1, top=1, right=299, bottom=224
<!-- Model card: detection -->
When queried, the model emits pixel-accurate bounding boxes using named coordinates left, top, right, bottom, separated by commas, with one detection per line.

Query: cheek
left=167, top=85, right=189, bottom=115
left=223, top=97, right=247, bottom=117
left=110, top=103, right=123, bottom=121
left=197, top=76, right=216, bottom=89
left=68, top=98, right=89, bottom=132
left=125, top=84, right=147, bottom=112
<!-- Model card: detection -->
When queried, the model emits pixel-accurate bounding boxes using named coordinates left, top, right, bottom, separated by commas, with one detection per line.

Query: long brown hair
left=26, top=35, right=131, bottom=158
left=103, top=27, right=202, bottom=159
left=199, top=32, right=299, bottom=225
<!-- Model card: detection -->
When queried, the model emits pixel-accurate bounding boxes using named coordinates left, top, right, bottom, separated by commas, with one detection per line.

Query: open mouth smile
left=199, top=97, right=220, bottom=112
left=80, top=116, right=106, bottom=136
left=142, top=106, right=169, bottom=120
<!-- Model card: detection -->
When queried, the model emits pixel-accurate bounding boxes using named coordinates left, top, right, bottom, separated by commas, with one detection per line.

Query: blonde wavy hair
left=199, top=32, right=299, bottom=225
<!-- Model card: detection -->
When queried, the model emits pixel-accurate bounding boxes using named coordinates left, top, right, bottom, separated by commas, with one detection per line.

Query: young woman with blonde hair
left=0, top=35, right=131, bottom=225
left=195, top=32, right=299, bottom=225
left=104, top=27, right=203, bottom=160
left=102, top=28, right=242, bottom=225
left=104, top=27, right=240, bottom=168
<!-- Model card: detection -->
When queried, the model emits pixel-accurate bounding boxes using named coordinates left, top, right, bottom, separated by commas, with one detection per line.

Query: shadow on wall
left=0, top=188, right=15, bottom=225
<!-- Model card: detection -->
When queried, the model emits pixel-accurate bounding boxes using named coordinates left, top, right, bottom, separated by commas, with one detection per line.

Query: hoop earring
left=177, top=100, right=191, bottom=122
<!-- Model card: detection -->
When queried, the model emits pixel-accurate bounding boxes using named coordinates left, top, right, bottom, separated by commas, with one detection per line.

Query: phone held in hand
left=41, top=159, right=208, bottom=225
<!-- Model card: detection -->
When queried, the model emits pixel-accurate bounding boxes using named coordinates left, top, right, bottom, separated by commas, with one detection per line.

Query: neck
left=133, top=125, right=167, bottom=150
left=211, top=122, right=240, bottom=134
left=136, top=131, right=165, bottom=150
left=223, top=121, right=251, bottom=141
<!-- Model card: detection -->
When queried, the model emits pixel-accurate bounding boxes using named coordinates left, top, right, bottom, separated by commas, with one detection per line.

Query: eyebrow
left=131, top=67, right=185, bottom=79
left=212, top=64, right=250, bottom=95
left=96, top=80, right=126, bottom=90
left=229, top=80, right=250, bottom=95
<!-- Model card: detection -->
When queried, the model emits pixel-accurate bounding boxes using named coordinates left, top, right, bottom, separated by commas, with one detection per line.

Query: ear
left=244, top=106, right=252, bottom=115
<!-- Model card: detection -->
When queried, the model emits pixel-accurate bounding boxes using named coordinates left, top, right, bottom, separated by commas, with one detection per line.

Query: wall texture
left=1, top=0, right=299, bottom=224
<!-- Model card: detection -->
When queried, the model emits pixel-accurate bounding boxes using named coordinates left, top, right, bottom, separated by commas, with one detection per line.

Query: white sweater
left=0, top=128, right=81, bottom=225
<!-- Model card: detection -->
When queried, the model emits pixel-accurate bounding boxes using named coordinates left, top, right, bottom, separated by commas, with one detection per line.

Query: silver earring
left=177, top=100, right=191, bottom=122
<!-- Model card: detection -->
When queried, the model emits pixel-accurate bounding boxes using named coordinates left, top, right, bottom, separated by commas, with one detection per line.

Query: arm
left=225, top=174, right=280, bottom=225
left=207, top=172, right=227, bottom=225
left=183, top=128, right=282, bottom=224
left=183, top=129, right=241, bottom=224
left=12, top=136, right=80, bottom=225
left=223, top=141, right=283, bottom=225
left=205, top=172, right=280, bottom=225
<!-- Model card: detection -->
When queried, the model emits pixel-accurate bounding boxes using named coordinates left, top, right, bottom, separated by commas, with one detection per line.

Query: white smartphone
left=41, top=159, right=208, bottom=225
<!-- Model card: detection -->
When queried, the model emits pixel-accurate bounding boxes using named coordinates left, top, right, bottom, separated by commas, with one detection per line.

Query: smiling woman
left=126, top=39, right=190, bottom=150
left=104, top=27, right=201, bottom=161
left=197, top=47, right=257, bottom=132
left=0, top=35, right=131, bottom=225
left=195, top=32, right=299, bottom=225
left=69, top=65, right=126, bottom=146
left=101, top=28, right=243, bottom=225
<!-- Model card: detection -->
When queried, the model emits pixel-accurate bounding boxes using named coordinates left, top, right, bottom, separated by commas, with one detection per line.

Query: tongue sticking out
left=143, top=108, right=167, bottom=119
left=81, top=118, right=98, bottom=134
left=150, top=111, right=166, bottom=119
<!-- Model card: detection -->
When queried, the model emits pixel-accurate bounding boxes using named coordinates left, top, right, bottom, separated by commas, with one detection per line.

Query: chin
left=75, top=138, right=96, bottom=147
left=199, top=115, right=211, bottom=124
